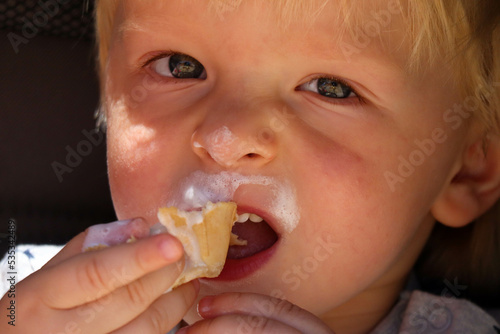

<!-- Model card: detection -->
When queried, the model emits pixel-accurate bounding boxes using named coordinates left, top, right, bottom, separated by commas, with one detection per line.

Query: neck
left=321, top=215, right=436, bottom=333
left=321, top=278, right=406, bottom=334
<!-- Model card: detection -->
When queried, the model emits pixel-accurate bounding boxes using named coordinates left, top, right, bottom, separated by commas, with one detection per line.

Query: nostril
left=192, top=126, right=277, bottom=167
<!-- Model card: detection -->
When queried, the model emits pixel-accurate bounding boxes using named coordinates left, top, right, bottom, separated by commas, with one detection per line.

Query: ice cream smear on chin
left=169, top=170, right=300, bottom=234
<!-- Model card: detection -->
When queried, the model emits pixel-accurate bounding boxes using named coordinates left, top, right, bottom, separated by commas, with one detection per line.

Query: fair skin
left=3, top=1, right=500, bottom=333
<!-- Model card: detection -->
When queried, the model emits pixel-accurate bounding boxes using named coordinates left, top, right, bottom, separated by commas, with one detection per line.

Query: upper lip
left=174, top=174, right=288, bottom=237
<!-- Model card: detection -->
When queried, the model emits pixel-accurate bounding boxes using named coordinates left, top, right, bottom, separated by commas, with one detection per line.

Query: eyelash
left=297, top=75, right=365, bottom=106
left=141, top=51, right=176, bottom=69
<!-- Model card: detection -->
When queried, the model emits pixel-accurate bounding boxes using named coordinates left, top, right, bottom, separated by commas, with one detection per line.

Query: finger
left=197, top=293, right=334, bottom=334
left=61, top=256, right=186, bottom=333
left=32, top=232, right=183, bottom=309
left=178, top=314, right=302, bottom=334
left=43, top=218, right=150, bottom=268
left=41, top=231, right=87, bottom=268
left=112, top=281, right=199, bottom=334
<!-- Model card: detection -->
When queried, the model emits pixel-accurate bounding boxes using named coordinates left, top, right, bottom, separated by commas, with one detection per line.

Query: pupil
left=169, top=54, right=204, bottom=78
left=317, top=78, right=351, bottom=98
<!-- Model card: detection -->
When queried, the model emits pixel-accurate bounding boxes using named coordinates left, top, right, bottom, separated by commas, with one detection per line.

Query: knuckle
left=274, top=298, right=300, bottom=317
left=147, top=304, right=170, bottom=333
left=253, top=315, right=274, bottom=332
left=204, top=317, right=227, bottom=334
left=125, top=279, right=150, bottom=306
left=230, top=291, right=246, bottom=307
left=79, top=257, right=110, bottom=297
left=238, top=314, right=267, bottom=332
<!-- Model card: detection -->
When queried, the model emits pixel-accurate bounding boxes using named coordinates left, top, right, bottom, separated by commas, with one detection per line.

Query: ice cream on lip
left=82, top=170, right=300, bottom=259
left=166, top=170, right=300, bottom=232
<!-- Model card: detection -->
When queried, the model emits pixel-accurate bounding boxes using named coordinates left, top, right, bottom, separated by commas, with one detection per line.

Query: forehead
left=114, top=0, right=409, bottom=67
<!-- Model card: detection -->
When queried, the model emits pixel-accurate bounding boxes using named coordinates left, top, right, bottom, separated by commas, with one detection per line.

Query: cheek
left=276, top=121, right=458, bottom=308
left=291, top=135, right=394, bottom=262
left=108, top=104, right=158, bottom=173
left=106, top=98, right=186, bottom=222
left=291, top=122, right=451, bottom=243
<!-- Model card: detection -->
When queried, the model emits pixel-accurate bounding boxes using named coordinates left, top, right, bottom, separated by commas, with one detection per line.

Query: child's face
left=105, top=0, right=470, bottom=323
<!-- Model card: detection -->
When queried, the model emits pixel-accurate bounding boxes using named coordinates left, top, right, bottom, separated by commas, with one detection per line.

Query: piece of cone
left=158, top=202, right=238, bottom=287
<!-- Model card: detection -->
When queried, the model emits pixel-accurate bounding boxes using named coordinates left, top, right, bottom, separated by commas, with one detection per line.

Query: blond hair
left=95, top=0, right=500, bottom=130
left=94, top=0, right=500, bottom=306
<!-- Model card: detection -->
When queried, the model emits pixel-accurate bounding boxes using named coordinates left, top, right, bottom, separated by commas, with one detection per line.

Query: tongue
left=227, top=221, right=278, bottom=259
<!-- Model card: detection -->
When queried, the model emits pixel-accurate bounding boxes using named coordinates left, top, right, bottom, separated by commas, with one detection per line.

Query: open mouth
left=205, top=208, right=280, bottom=281
left=228, top=212, right=279, bottom=259
left=204, top=207, right=280, bottom=281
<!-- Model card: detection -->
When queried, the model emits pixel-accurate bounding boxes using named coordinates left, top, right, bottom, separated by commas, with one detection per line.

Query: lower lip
left=206, top=240, right=279, bottom=281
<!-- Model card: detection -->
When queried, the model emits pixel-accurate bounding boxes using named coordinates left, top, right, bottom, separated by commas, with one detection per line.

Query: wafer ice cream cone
left=158, top=201, right=244, bottom=287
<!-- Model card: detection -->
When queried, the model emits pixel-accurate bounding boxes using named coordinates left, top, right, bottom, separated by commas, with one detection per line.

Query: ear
left=431, top=134, right=500, bottom=227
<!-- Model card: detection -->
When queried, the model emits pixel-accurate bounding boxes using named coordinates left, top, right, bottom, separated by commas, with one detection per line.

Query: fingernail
left=198, top=295, right=214, bottom=315
left=159, top=236, right=183, bottom=261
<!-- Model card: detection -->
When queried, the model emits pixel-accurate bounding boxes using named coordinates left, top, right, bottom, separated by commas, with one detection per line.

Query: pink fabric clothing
left=372, top=290, right=500, bottom=333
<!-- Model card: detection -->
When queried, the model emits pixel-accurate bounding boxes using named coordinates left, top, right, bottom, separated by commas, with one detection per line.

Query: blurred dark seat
left=0, top=1, right=115, bottom=254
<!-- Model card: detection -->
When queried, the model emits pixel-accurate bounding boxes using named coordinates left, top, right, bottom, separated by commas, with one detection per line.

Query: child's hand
left=0, top=219, right=199, bottom=334
left=179, top=292, right=335, bottom=334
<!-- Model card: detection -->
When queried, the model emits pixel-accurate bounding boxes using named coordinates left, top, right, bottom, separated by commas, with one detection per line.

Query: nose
left=191, top=123, right=277, bottom=168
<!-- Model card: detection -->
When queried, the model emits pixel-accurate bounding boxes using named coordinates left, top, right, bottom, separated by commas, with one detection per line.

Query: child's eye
left=297, top=77, right=355, bottom=99
left=149, top=53, right=207, bottom=79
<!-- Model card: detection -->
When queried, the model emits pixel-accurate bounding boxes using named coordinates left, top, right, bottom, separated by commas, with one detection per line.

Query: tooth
left=249, top=214, right=263, bottom=223
left=236, top=213, right=250, bottom=223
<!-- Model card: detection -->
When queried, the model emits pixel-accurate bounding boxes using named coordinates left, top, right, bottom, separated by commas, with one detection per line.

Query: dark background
left=0, top=0, right=115, bottom=255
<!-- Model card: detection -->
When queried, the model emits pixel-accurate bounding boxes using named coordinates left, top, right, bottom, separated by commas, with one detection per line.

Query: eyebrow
left=118, top=20, right=146, bottom=35
left=117, top=17, right=170, bottom=38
